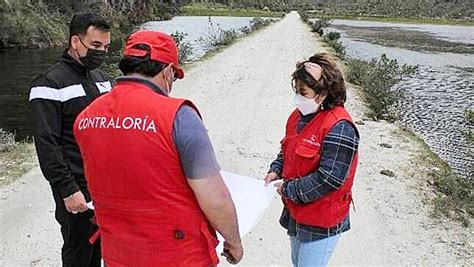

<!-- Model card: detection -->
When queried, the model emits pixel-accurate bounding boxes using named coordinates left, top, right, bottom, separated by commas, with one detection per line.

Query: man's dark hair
left=69, top=13, right=111, bottom=45
left=119, top=44, right=167, bottom=77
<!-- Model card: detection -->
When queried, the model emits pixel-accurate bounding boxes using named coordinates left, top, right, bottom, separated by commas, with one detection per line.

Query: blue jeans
left=290, top=234, right=341, bottom=267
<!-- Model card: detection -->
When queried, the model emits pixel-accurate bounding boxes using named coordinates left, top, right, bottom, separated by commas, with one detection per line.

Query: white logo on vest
left=78, top=116, right=157, bottom=133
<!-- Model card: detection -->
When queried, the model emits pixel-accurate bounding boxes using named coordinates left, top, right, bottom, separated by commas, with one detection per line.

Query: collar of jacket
left=115, top=76, right=168, bottom=97
left=61, top=49, right=89, bottom=76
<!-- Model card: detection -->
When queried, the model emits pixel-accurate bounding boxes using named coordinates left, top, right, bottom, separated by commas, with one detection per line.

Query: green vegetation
left=309, top=13, right=474, bottom=26
left=462, top=109, right=474, bottom=143
left=180, top=3, right=284, bottom=17
left=397, top=127, right=473, bottom=227
left=199, top=18, right=240, bottom=48
left=305, top=0, right=473, bottom=22
left=310, top=17, right=331, bottom=36
left=0, top=129, right=36, bottom=186
left=332, top=25, right=474, bottom=54
left=0, top=0, right=68, bottom=48
left=0, top=0, right=182, bottom=49
left=298, top=11, right=345, bottom=59
left=346, top=54, right=418, bottom=121
left=171, top=31, right=194, bottom=63
left=200, top=17, right=275, bottom=49
left=239, top=17, right=276, bottom=35
left=322, top=31, right=346, bottom=59
left=466, top=109, right=474, bottom=124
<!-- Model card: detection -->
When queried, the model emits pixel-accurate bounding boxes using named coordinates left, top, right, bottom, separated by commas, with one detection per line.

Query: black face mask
left=80, top=49, right=106, bottom=70
left=77, top=38, right=106, bottom=70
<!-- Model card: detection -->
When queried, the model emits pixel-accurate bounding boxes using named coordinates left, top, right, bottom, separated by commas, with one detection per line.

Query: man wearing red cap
left=73, top=30, right=243, bottom=266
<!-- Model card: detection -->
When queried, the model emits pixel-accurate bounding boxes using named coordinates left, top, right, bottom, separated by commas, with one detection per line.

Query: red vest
left=73, top=80, right=219, bottom=267
left=282, top=106, right=358, bottom=228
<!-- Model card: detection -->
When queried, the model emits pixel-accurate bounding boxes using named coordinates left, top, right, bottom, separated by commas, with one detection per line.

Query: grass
left=307, top=13, right=474, bottom=26
left=0, top=129, right=37, bottom=187
left=180, top=4, right=284, bottom=18
left=395, top=127, right=473, bottom=227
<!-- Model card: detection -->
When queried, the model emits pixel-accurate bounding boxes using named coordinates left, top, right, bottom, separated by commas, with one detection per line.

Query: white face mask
left=293, top=93, right=319, bottom=116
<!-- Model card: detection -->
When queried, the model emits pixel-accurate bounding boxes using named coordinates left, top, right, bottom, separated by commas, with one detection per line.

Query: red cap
left=123, top=30, right=184, bottom=79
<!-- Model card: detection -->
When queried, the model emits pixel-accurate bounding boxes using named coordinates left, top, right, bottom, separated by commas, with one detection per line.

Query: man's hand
left=264, top=172, right=280, bottom=186
left=187, top=174, right=243, bottom=263
left=63, top=191, right=88, bottom=214
left=222, top=241, right=243, bottom=264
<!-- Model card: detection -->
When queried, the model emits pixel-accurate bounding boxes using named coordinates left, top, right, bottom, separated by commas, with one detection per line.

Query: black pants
left=54, top=193, right=101, bottom=267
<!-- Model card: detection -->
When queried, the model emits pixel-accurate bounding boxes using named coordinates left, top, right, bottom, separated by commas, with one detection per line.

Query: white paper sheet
left=216, top=171, right=278, bottom=253
left=86, top=171, right=279, bottom=254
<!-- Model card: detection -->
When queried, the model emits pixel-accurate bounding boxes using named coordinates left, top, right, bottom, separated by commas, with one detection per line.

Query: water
left=330, top=19, right=474, bottom=45
left=0, top=16, right=257, bottom=140
left=321, top=19, right=474, bottom=177
left=0, top=48, right=63, bottom=139
left=141, top=16, right=262, bottom=59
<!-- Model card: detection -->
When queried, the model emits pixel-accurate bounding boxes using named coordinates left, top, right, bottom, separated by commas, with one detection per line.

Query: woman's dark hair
left=69, top=13, right=110, bottom=45
left=119, top=44, right=167, bottom=77
left=291, top=53, right=346, bottom=109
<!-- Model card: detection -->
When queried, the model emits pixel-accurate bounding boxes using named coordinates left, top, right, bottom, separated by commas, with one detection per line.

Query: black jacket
left=29, top=50, right=111, bottom=201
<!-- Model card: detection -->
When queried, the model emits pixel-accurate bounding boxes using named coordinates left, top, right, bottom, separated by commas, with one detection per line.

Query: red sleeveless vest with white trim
left=74, top=80, right=219, bottom=267
left=282, top=106, right=358, bottom=228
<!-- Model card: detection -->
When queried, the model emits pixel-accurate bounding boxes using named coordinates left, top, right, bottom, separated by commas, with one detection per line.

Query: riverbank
left=0, top=0, right=178, bottom=49
left=330, top=24, right=474, bottom=54
left=314, top=17, right=474, bottom=227
left=180, top=4, right=285, bottom=18
left=0, top=129, right=36, bottom=187
left=1, top=12, right=472, bottom=266
left=309, top=13, right=474, bottom=26
left=305, top=0, right=473, bottom=26
left=0, top=1, right=284, bottom=50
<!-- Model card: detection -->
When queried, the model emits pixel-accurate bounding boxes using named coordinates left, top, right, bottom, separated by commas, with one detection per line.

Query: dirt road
left=1, top=12, right=471, bottom=266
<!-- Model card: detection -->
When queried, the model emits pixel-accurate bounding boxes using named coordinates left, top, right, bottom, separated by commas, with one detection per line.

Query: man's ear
left=70, top=35, right=79, bottom=50
left=166, top=64, right=174, bottom=74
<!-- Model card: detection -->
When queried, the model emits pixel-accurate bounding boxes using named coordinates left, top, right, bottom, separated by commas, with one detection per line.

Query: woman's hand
left=273, top=182, right=284, bottom=196
left=264, top=172, right=280, bottom=186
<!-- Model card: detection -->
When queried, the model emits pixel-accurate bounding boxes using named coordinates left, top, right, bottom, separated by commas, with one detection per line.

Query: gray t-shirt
left=172, top=105, right=221, bottom=179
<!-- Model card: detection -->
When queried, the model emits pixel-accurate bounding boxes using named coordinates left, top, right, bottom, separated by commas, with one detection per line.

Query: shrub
left=298, top=10, right=309, bottom=24
left=171, top=31, right=194, bottom=63
left=347, top=54, right=418, bottom=121
left=431, top=167, right=473, bottom=227
left=462, top=109, right=474, bottom=142
left=322, top=31, right=345, bottom=58
left=240, top=17, right=274, bottom=35
left=323, top=31, right=341, bottom=41
left=0, top=128, right=17, bottom=153
left=466, top=109, right=474, bottom=124
left=200, top=19, right=240, bottom=48
left=311, top=18, right=332, bottom=36
left=248, top=17, right=273, bottom=31
left=326, top=39, right=346, bottom=59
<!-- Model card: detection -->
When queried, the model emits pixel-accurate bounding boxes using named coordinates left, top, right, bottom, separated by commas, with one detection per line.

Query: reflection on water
left=327, top=20, right=474, bottom=177
left=0, top=48, right=63, bottom=139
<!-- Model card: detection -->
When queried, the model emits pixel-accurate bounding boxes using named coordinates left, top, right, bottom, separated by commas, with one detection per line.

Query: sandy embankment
left=0, top=12, right=471, bottom=266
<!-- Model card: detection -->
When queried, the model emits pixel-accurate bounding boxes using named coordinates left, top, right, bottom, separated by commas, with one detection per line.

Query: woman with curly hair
left=265, top=53, right=360, bottom=267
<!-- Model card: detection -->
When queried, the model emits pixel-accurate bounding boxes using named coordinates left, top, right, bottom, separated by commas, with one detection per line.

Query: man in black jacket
left=29, top=13, right=111, bottom=266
